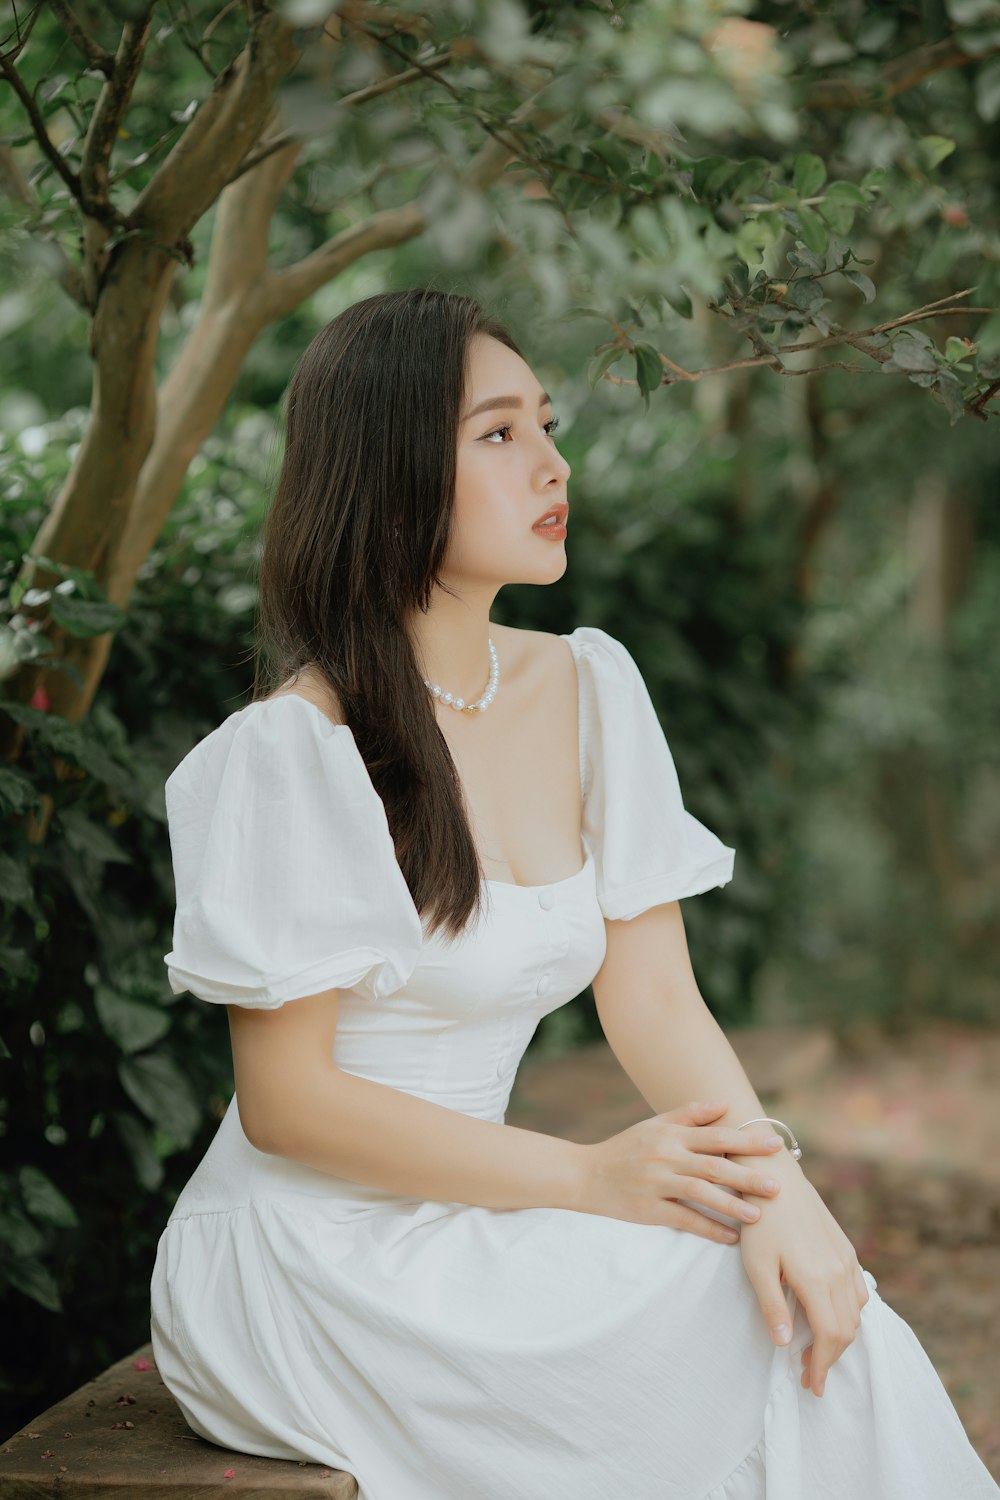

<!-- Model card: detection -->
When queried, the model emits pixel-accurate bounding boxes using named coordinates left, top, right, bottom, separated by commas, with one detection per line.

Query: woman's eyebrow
left=462, top=391, right=552, bottom=423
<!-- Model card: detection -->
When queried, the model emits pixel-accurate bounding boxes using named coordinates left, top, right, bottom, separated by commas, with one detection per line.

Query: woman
left=150, top=287, right=998, bottom=1499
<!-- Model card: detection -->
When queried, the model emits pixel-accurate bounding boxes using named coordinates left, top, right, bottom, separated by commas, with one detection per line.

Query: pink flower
left=134, top=1357, right=152, bottom=1372
left=30, top=686, right=50, bottom=711
left=224, top=1468, right=236, bottom=1479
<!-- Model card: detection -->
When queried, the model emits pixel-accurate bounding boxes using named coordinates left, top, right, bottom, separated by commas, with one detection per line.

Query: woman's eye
left=482, top=417, right=561, bottom=444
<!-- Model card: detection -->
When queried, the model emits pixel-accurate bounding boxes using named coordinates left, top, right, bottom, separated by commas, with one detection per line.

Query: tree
left=0, top=0, right=997, bottom=795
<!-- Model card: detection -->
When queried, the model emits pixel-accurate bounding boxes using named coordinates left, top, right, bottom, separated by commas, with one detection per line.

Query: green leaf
left=946, top=0, right=999, bottom=23
left=48, top=594, right=126, bottom=639
left=755, top=210, right=785, bottom=247
left=59, top=807, right=133, bottom=865
left=785, top=279, right=827, bottom=313
left=787, top=246, right=826, bottom=273
left=0, top=765, right=40, bottom=816
left=633, top=343, right=664, bottom=398
left=698, top=156, right=741, bottom=197
left=112, top=1111, right=165, bottom=1192
left=855, top=14, right=898, bottom=51
left=6, top=1257, right=62, bottom=1312
left=933, top=370, right=967, bottom=424
left=955, top=22, right=1000, bottom=55
left=882, top=336, right=940, bottom=373
left=826, top=181, right=869, bottom=205
left=729, top=157, right=771, bottom=199
left=660, top=286, right=691, bottom=318
left=587, top=346, right=625, bottom=390
left=95, top=984, right=171, bottom=1055
left=818, top=197, right=857, bottom=236
left=118, top=1053, right=202, bottom=1149
left=4, top=1207, right=45, bottom=1258
left=974, top=55, right=1000, bottom=121
left=917, top=135, right=957, bottom=171
left=0, top=852, right=32, bottom=905
left=23, top=553, right=105, bottom=596
left=860, top=168, right=889, bottom=194
left=842, top=269, right=877, bottom=303
left=795, top=206, right=829, bottom=255
left=793, top=153, right=826, bottom=198
left=945, top=336, right=975, bottom=362
left=19, top=1166, right=79, bottom=1229
left=588, top=136, right=632, bottom=178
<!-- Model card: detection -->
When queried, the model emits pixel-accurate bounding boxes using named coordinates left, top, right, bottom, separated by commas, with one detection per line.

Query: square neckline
left=254, top=630, right=590, bottom=895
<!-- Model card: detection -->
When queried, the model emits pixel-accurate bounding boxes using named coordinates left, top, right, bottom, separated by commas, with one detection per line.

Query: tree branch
left=225, top=44, right=457, bottom=186
left=46, top=0, right=115, bottom=78
left=79, top=6, right=154, bottom=217
left=341, top=15, right=563, bottom=192
left=0, top=46, right=81, bottom=202
left=129, top=9, right=300, bottom=245
left=602, top=290, right=997, bottom=419
left=0, top=0, right=42, bottom=66
left=806, top=35, right=1000, bottom=109
left=260, top=85, right=561, bottom=319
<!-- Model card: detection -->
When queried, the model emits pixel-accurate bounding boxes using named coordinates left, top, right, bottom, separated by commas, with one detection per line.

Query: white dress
left=149, top=625, right=999, bottom=1500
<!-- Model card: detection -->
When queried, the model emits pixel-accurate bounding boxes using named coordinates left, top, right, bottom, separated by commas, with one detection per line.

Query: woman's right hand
left=579, top=1101, right=786, bottom=1243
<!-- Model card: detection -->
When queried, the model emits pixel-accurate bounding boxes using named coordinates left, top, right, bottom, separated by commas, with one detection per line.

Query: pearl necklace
left=423, top=638, right=500, bottom=714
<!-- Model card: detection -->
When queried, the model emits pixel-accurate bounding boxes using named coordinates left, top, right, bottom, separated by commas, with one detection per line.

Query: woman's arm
left=228, top=991, right=588, bottom=1211
left=228, top=987, right=779, bottom=1248
left=591, top=899, right=805, bottom=1183
left=592, top=898, right=872, bottom=1397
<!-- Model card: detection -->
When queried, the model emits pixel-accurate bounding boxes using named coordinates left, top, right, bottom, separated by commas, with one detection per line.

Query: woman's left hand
left=738, top=1168, right=870, bottom=1397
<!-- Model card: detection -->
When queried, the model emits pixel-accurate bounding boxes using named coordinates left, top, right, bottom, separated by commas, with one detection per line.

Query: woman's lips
left=532, top=502, right=568, bottom=539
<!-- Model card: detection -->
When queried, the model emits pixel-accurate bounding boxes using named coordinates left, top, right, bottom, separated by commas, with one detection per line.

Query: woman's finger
left=742, top=1255, right=795, bottom=1348
left=684, top=1127, right=785, bottom=1157
left=659, top=1199, right=742, bottom=1245
left=792, top=1279, right=839, bottom=1396
left=831, top=1267, right=863, bottom=1357
left=683, top=1152, right=783, bottom=1201
left=674, top=1179, right=762, bottom=1227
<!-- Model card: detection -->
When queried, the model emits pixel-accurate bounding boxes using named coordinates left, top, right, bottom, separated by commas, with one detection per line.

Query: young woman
left=150, top=287, right=998, bottom=1499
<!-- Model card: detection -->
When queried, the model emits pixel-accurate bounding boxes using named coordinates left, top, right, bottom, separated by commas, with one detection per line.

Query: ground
left=507, top=1018, right=1000, bottom=1481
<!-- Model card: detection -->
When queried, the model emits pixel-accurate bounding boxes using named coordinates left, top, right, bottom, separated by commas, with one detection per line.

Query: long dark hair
left=252, top=287, right=524, bottom=941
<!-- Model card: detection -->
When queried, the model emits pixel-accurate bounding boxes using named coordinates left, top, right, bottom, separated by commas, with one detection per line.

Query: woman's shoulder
left=258, top=662, right=346, bottom=725
left=493, top=621, right=621, bottom=663
left=497, top=622, right=631, bottom=674
left=166, top=668, right=349, bottom=796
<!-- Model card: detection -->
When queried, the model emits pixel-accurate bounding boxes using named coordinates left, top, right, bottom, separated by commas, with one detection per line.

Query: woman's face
left=444, top=333, right=572, bottom=589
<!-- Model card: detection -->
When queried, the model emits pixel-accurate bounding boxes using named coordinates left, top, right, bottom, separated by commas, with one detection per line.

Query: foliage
left=3, top=0, right=999, bottom=429
left=0, top=405, right=270, bottom=1418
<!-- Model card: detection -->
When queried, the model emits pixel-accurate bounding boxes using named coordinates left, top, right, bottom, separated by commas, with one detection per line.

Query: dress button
left=538, top=888, right=555, bottom=910
left=537, top=974, right=551, bottom=997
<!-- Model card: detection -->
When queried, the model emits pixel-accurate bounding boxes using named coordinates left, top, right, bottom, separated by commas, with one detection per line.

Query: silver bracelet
left=736, top=1116, right=802, bottom=1162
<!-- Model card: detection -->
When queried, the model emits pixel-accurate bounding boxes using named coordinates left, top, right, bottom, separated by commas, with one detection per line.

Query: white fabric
left=150, top=625, right=999, bottom=1500
left=575, top=627, right=736, bottom=918
left=163, top=695, right=424, bottom=1007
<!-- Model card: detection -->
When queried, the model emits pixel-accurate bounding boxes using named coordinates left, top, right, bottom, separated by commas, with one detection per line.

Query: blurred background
left=1, top=0, right=997, bottom=1471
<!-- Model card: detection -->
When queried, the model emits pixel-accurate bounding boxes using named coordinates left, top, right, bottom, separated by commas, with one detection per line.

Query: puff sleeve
left=572, top=626, right=736, bottom=920
left=162, top=695, right=424, bottom=1008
